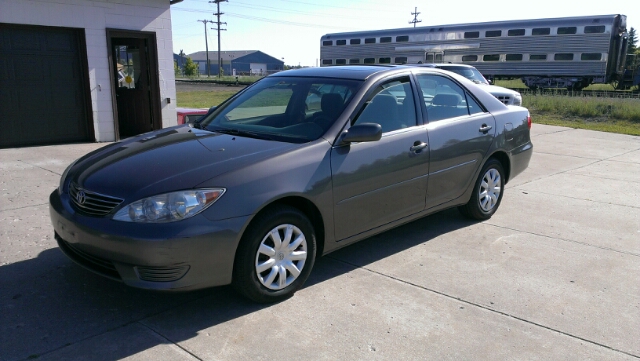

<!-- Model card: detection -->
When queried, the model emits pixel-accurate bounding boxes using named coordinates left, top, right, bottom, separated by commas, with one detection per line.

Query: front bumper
left=50, top=190, right=249, bottom=291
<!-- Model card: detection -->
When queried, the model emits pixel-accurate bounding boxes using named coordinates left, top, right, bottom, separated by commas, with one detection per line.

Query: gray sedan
left=50, top=65, right=532, bottom=303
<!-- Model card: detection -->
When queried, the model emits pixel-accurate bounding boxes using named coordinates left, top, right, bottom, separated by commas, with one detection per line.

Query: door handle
left=479, top=124, right=493, bottom=133
left=410, top=141, right=428, bottom=152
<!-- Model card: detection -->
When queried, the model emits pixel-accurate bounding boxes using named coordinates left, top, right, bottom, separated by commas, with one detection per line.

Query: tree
left=182, top=57, right=198, bottom=77
left=174, top=60, right=181, bottom=77
left=628, top=27, right=637, bottom=55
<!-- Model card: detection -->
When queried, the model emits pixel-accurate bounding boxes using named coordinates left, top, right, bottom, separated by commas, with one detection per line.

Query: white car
left=422, top=63, right=523, bottom=106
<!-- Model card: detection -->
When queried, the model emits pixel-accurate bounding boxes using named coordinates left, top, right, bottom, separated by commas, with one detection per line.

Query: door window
left=353, top=77, right=416, bottom=133
left=114, top=45, right=141, bottom=89
left=416, top=74, right=484, bottom=122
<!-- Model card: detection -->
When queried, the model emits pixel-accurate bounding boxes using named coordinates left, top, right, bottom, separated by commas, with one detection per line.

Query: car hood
left=70, top=125, right=296, bottom=200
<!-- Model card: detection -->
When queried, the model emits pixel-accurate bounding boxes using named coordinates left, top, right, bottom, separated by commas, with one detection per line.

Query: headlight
left=513, top=93, right=522, bottom=106
left=58, top=160, right=78, bottom=194
left=113, top=189, right=225, bottom=223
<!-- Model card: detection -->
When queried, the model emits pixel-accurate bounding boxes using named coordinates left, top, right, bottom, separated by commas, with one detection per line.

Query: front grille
left=56, top=235, right=122, bottom=281
left=135, top=264, right=190, bottom=282
left=496, top=95, right=511, bottom=105
left=69, top=183, right=123, bottom=216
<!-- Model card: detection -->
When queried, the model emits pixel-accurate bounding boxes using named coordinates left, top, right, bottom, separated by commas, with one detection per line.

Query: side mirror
left=340, top=123, right=382, bottom=144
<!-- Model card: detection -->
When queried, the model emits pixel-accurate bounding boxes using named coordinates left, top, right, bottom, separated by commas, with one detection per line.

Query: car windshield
left=199, top=76, right=363, bottom=143
left=438, top=66, right=489, bottom=85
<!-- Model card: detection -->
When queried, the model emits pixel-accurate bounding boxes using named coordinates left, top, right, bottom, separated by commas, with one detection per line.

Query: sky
left=170, top=0, right=639, bottom=67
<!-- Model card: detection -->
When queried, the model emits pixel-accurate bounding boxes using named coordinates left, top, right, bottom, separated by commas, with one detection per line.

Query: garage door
left=0, top=24, right=93, bottom=148
left=250, top=63, right=267, bottom=75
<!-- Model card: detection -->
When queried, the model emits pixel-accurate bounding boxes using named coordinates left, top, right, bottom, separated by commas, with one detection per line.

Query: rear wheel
left=233, top=205, right=316, bottom=303
left=459, top=158, right=505, bottom=220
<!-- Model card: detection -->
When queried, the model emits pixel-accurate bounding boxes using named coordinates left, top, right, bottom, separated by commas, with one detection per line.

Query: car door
left=331, top=76, right=429, bottom=241
left=414, top=73, right=496, bottom=209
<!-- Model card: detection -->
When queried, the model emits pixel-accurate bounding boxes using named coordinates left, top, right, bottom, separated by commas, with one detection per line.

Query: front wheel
left=233, top=205, right=316, bottom=303
left=459, top=159, right=505, bottom=220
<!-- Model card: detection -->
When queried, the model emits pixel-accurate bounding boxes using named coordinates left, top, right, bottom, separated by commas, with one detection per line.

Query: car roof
left=415, top=63, right=475, bottom=69
left=270, top=65, right=401, bottom=80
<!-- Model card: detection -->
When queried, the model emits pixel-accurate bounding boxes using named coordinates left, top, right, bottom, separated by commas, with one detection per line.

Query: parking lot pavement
left=1, top=125, right=639, bottom=361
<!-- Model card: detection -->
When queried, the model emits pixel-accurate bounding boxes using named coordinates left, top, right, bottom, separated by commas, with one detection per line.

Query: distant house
left=187, top=50, right=284, bottom=76
left=0, top=0, right=183, bottom=148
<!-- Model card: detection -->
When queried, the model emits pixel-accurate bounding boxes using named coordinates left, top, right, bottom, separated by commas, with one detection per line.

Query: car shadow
left=0, top=208, right=475, bottom=361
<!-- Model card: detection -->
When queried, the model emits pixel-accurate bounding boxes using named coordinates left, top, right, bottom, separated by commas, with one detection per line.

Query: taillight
left=527, top=114, right=532, bottom=129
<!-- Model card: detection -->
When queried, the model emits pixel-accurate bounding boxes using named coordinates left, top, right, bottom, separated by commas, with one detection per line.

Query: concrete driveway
left=1, top=124, right=638, bottom=361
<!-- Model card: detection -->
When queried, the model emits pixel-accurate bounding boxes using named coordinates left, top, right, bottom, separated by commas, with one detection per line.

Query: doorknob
left=410, top=141, right=428, bottom=152
left=479, top=124, right=493, bottom=133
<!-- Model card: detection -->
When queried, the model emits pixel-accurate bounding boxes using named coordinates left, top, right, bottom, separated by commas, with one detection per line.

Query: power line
left=409, top=7, right=421, bottom=28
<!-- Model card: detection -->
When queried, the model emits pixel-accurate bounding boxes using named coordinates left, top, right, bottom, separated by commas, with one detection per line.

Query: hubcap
left=479, top=168, right=501, bottom=212
left=255, top=224, right=308, bottom=290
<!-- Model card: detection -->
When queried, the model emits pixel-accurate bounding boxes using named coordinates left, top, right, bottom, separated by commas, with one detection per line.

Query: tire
left=458, top=158, right=505, bottom=220
left=232, top=205, right=316, bottom=303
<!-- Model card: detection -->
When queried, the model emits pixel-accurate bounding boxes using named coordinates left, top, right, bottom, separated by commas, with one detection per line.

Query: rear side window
left=416, top=74, right=484, bottom=122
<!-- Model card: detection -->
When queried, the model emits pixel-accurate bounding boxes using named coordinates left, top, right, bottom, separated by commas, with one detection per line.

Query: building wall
left=0, top=0, right=177, bottom=142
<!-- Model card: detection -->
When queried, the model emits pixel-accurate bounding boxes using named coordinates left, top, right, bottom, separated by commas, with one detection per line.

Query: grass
left=175, top=87, right=640, bottom=136
left=176, top=90, right=239, bottom=108
left=524, top=94, right=640, bottom=135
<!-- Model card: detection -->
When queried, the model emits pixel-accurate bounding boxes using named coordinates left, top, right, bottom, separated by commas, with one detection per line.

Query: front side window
left=353, top=77, right=416, bottom=133
left=200, top=77, right=362, bottom=143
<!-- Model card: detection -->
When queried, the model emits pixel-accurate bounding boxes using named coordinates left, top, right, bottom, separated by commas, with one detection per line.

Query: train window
left=336, top=59, right=347, bottom=65
left=557, top=27, right=577, bottom=35
left=322, top=59, right=333, bottom=65
left=379, top=57, right=391, bottom=64
left=483, top=54, right=500, bottom=61
left=554, top=53, right=574, bottom=61
left=584, top=26, right=605, bottom=34
left=485, top=30, right=502, bottom=37
left=322, top=40, right=333, bottom=46
left=581, top=53, right=602, bottom=61
left=350, top=39, right=361, bottom=45
left=530, top=54, right=547, bottom=61
left=349, top=58, right=361, bottom=64
left=396, top=35, right=409, bottom=42
left=508, top=29, right=525, bottom=36
left=462, top=55, right=478, bottom=62
left=336, top=40, right=347, bottom=46
left=506, top=54, right=523, bottom=61
left=380, top=37, right=392, bottom=43
left=464, top=31, right=480, bottom=39
left=365, top=38, right=376, bottom=44
left=364, top=58, right=376, bottom=64
left=532, top=28, right=551, bottom=36
left=395, top=57, right=408, bottom=64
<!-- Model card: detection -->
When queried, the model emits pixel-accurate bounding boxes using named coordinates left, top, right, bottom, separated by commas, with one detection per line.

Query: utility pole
left=210, top=0, right=228, bottom=78
left=409, top=7, right=421, bottom=28
left=198, top=19, right=214, bottom=77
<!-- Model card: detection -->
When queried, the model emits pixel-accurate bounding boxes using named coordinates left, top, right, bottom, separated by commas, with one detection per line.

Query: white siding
left=0, top=0, right=178, bottom=142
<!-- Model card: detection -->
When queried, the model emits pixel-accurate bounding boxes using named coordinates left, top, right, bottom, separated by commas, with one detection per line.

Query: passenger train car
left=320, top=15, right=628, bottom=90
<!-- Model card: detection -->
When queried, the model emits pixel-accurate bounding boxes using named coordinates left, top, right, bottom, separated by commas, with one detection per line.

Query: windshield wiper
left=212, top=128, right=275, bottom=140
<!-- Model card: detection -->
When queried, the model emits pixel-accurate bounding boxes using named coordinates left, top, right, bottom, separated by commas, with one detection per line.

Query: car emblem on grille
left=76, top=190, right=86, bottom=205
